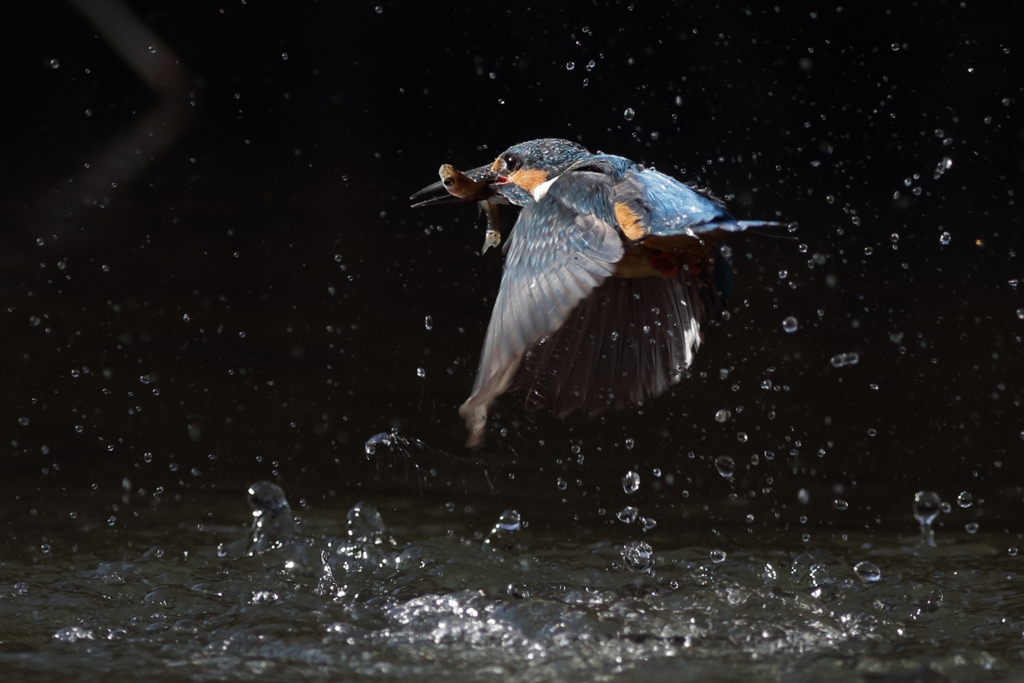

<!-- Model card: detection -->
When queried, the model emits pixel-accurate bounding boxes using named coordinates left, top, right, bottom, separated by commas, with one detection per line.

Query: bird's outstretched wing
left=459, top=171, right=624, bottom=447
left=510, top=262, right=722, bottom=419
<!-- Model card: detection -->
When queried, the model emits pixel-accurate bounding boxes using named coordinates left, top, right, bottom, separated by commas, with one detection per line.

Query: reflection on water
left=1, top=480, right=1021, bottom=681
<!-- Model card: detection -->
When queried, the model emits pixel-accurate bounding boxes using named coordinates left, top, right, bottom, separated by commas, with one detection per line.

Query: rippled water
left=3, top=475, right=1022, bottom=682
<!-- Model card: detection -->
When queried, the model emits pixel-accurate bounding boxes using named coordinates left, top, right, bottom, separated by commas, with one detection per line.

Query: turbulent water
left=2, top=475, right=1022, bottom=683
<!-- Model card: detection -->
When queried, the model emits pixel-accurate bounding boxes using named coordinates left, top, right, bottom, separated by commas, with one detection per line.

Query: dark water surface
left=4, top=2, right=1024, bottom=681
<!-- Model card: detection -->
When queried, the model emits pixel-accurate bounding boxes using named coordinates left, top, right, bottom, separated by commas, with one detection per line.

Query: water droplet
left=737, top=432, right=748, bottom=443
left=364, top=431, right=393, bottom=456
left=854, top=560, right=881, bottom=582
left=623, top=107, right=635, bottom=121
left=1017, top=308, right=1024, bottom=320
left=416, top=367, right=426, bottom=378
left=49, top=59, right=60, bottom=69
left=798, top=488, right=810, bottom=504
left=956, top=491, right=973, bottom=508
left=640, top=517, right=657, bottom=531
left=710, top=549, right=727, bottom=563
left=939, top=231, right=951, bottom=245
left=891, top=43, right=900, bottom=51
left=830, top=352, right=860, bottom=368
left=424, top=315, right=433, bottom=330
left=624, top=437, right=635, bottom=450
left=782, top=316, right=799, bottom=333
left=965, top=522, right=979, bottom=534
left=616, top=506, right=639, bottom=524
left=834, top=498, right=848, bottom=510
left=622, top=470, right=640, bottom=494
left=714, top=456, right=735, bottom=479
left=566, top=61, right=575, bottom=70
left=17, top=417, right=30, bottom=426
left=933, top=156, right=953, bottom=179
left=556, top=477, right=568, bottom=491
left=374, top=5, right=383, bottom=13
left=495, top=509, right=521, bottom=532
left=281, top=53, right=288, bottom=60
left=715, top=408, right=731, bottom=423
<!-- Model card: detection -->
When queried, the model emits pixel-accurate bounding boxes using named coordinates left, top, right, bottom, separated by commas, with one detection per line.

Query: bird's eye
left=502, top=153, right=522, bottom=172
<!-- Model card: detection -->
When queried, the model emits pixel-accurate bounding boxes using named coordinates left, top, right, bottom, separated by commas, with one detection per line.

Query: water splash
left=913, top=491, right=942, bottom=547
left=246, top=480, right=296, bottom=555
left=620, top=540, right=653, bottom=572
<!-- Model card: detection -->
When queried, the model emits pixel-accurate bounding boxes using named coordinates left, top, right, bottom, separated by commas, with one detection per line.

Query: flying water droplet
left=566, top=61, right=575, bottom=71
left=714, top=456, right=735, bottom=479
left=715, top=408, right=731, bottom=423
left=622, top=470, right=640, bottom=494
left=495, top=509, right=521, bottom=532
left=709, top=549, right=727, bottom=563
left=616, top=506, right=639, bottom=524
left=782, top=316, right=799, bottom=333
left=939, top=231, right=951, bottom=245
left=933, top=156, right=952, bottom=179
left=956, top=491, right=973, bottom=508
left=623, top=107, right=635, bottom=121
left=830, top=352, right=860, bottom=368
left=482, top=509, right=522, bottom=551
left=424, top=315, right=433, bottom=330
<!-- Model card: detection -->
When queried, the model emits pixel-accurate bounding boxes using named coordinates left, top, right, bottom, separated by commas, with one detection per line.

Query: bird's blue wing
left=459, top=171, right=624, bottom=446
left=618, top=169, right=784, bottom=238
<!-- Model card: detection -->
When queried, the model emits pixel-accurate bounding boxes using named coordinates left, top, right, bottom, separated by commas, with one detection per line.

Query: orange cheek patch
left=508, top=168, right=548, bottom=194
left=614, top=202, right=649, bottom=241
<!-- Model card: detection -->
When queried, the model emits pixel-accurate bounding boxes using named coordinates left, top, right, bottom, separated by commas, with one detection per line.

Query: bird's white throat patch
left=531, top=177, right=558, bottom=201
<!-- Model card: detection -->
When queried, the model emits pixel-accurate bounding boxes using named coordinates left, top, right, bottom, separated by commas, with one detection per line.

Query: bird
left=411, top=138, right=788, bottom=447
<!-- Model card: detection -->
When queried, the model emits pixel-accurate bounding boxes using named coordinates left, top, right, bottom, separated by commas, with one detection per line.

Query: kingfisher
left=411, top=138, right=788, bottom=447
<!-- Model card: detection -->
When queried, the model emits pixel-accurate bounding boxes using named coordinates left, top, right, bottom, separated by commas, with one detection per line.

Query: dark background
left=2, top=1, right=1022, bottom=532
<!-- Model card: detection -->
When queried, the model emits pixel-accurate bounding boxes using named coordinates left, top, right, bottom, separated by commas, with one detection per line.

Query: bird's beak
left=410, top=164, right=500, bottom=208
